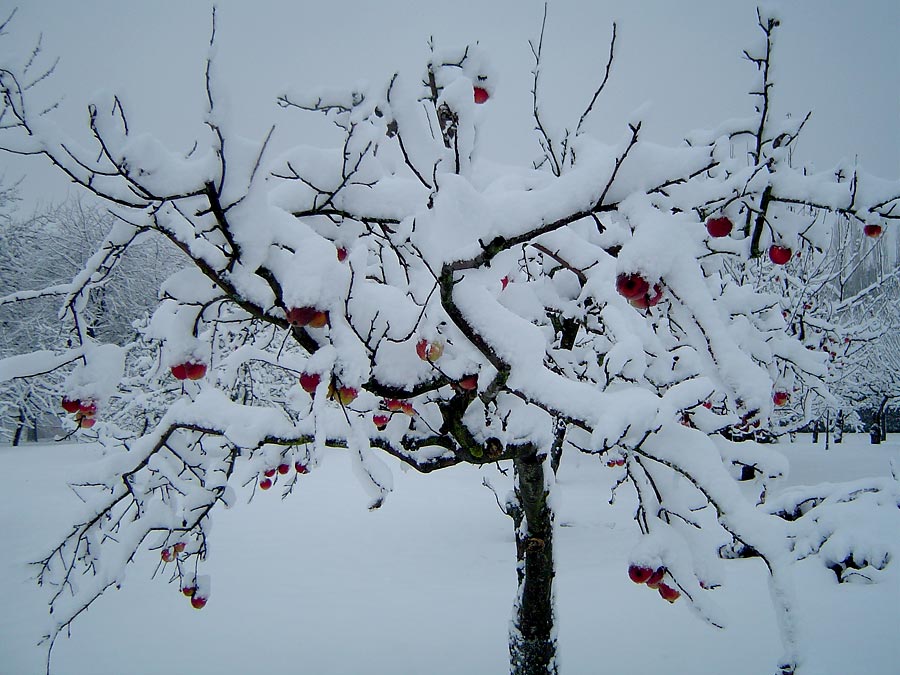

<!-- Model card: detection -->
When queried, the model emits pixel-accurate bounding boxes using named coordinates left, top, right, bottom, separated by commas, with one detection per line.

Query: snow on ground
left=1, top=435, right=897, bottom=675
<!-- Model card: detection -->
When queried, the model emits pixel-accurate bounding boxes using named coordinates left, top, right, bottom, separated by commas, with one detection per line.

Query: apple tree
left=1, top=8, right=898, bottom=675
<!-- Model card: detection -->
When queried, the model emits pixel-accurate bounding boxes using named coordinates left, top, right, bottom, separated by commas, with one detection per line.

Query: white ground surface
left=1, top=435, right=897, bottom=675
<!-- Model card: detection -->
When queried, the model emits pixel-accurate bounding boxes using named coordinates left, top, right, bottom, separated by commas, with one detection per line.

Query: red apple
left=161, top=548, right=173, bottom=563
left=615, top=458, right=626, bottom=467
left=264, top=468, right=276, bottom=478
left=773, top=391, right=789, bottom=407
left=373, top=414, right=390, bottom=430
left=295, top=462, right=309, bottom=474
left=473, top=86, right=489, bottom=104
left=416, top=339, right=443, bottom=362
left=458, top=375, right=478, bottom=391
left=181, top=585, right=197, bottom=597
left=61, top=397, right=81, bottom=414
left=190, top=595, right=208, bottom=609
left=286, top=306, right=319, bottom=327
left=385, top=398, right=404, bottom=412
left=606, top=460, right=617, bottom=468
left=501, top=275, right=510, bottom=291
left=615, top=273, right=650, bottom=300
left=277, top=463, right=290, bottom=475
left=629, top=284, right=663, bottom=309
left=658, top=582, right=680, bottom=603
left=259, top=478, right=273, bottom=490
left=646, top=567, right=666, bottom=589
left=415, top=339, right=428, bottom=360
left=78, top=416, right=97, bottom=429
left=307, top=310, right=329, bottom=328
left=702, top=401, right=713, bottom=410
left=171, top=363, right=189, bottom=380
left=705, top=216, right=733, bottom=238
left=332, top=386, right=358, bottom=405
left=863, top=224, right=882, bottom=239
left=628, top=564, right=654, bottom=584
left=336, top=246, right=348, bottom=261
left=299, top=372, right=321, bottom=394
left=185, top=362, right=207, bottom=380
left=768, top=245, right=792, bottom=265
left=78, top=400, right=97, bottom=415
left=399, top=401, right=415, bottom=416
left=173, top=542, right=186, bottom=554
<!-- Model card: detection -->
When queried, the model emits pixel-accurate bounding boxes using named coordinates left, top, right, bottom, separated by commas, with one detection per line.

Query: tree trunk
left=11, top=408, right=26, bottom=446
left=834, top=409, right=843, bottom=444
left=509, top=449, right=558, bottom=675
left=12, top=422, right=24, bottom=446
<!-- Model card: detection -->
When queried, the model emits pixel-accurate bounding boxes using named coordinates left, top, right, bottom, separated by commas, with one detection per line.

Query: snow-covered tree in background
left=753, top=198, right=900, bottom=442
left=0, top=198, right=182, bottom=443
left=1, top=8, right=898, bottom=675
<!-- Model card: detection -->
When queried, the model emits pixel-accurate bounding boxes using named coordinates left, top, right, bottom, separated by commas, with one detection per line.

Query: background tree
left=1, top=8, right=898, bottom=675
left=0, top=198, right=182, bottom=442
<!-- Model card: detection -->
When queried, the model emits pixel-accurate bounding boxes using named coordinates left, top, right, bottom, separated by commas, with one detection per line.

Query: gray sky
left=2, top=0, right=898, bottom=214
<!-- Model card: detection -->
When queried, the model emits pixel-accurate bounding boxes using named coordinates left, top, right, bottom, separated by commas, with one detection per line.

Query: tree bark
left=12, top=408, right=25, bottom=446
left=509, top=449, right=558, bottom=675
left=878, top=396, right=889, bottom=441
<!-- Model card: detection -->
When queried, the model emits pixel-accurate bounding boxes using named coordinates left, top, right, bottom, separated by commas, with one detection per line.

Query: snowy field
left=1, top=435, right=897, bottom=675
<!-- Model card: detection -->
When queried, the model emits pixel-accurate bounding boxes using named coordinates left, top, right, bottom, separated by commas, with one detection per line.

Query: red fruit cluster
left=628, top=564, right=680, bottom=603
left=260, top=460, right=309, bottom=489
left=705, top=216, right=733, bottom=238
left=178, top=578, right=206, bottom=608
left=606, top=458, right=626, bottom=468
left=286, top=306, right=329, bottom=328
left=616, top=274, right=663, bottom=309
left=768, top=245, right=792, bottom=265
left=171, top=361, right=207, bottom=381
left=385, top=399, right=415, bottom=415
left=161, top=542, right=187, bottom=563
left=62, top=397, right=98, bottom=429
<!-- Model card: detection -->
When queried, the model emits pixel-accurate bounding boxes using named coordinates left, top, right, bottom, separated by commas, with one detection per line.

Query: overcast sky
left=2, top=0, right=898, bottom=214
